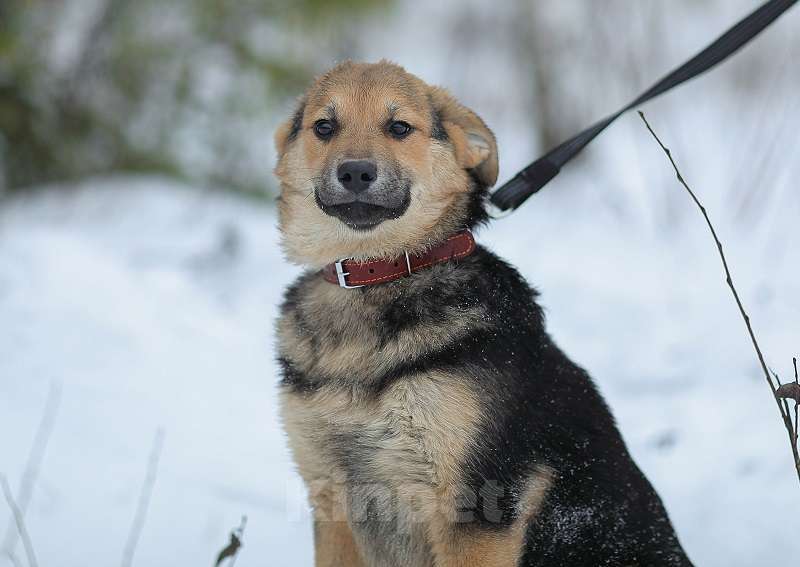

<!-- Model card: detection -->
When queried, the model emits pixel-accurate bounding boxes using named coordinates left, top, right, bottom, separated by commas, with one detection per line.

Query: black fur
left=286, top=100, right=306, bottom=144
left=279, top=246, right=693, bottom=566
left=464, top=173, right=491, bottom=228
left=277, top=356, right=317, bottom=394
left=430, top=105, right=449, bottom=141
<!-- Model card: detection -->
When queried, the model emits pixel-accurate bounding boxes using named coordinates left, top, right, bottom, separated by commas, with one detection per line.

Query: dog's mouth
left=314, top=172, right=412, bottom=230
left=315, top=198, right=410, bottom=231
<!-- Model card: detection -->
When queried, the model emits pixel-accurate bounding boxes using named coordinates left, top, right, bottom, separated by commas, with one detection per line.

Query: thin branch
left=0, top=474, right=38, bottom=567
left=2, top=382, right=62, bottom=557
left=794, top=357, right=799, bottom=448
left=639, top=111, right=800, bottom=486
left=770, top=368, right=794, bottom=425
left=214, top=515, right=247, bottom=567
left=121, top=428, right=165, bottom=567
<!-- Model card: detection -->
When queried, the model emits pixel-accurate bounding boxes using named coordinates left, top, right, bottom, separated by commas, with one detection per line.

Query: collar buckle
left=334, top=260, right=364, bottom=289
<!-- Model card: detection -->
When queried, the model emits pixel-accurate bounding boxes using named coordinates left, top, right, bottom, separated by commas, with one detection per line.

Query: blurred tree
left=0, top=0, right=392, bottom=195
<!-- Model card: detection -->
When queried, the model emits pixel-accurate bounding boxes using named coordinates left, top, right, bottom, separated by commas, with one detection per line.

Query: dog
left=274, top=60, right=693, bottom=567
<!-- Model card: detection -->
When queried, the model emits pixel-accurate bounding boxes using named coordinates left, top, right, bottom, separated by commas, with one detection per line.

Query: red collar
left=322, top=230, right=476, bottom=288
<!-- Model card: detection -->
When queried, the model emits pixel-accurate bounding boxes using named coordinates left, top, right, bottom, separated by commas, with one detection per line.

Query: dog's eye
left=388, top=121, right=412, bottom=139
left=313, top=120, right=335, bottom=140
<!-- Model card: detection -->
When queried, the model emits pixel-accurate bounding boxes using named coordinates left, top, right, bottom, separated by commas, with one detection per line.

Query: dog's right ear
left=274, top=99, right=306, bottom=157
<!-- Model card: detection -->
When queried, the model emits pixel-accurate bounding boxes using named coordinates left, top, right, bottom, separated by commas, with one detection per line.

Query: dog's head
left=274, top=61, right=497, bottom=267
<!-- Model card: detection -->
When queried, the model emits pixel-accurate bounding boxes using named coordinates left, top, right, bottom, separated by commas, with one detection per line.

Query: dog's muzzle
left=315, top=162, right=411, bottom=230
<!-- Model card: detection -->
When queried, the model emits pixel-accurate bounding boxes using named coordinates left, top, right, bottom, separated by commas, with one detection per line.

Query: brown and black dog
left=274, top=61, right=693, bottom=567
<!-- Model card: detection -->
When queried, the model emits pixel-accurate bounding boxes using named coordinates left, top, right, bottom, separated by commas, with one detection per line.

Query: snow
left=0, top=179, right=309, bottom=566
left=0, top=171, right=797, bottom=566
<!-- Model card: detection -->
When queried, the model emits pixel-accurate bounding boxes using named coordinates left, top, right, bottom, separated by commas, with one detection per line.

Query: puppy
left=274, top=61, right=693, bottom=567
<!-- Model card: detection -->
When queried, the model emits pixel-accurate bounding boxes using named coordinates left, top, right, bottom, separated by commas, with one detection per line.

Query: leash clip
left=485, top=200, right=513, bottom=220
left=334, top=260, right=364, bottom=289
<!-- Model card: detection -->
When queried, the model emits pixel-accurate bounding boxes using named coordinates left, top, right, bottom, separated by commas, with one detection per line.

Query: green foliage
left=0, top=0, right=392, bottom=194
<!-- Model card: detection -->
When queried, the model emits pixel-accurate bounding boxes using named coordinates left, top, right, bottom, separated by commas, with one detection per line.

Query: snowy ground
left=0, top=173, right=798, bottom=567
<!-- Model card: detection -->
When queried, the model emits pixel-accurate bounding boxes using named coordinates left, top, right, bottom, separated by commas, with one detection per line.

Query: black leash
left=489, top=0, right=798, bottom=214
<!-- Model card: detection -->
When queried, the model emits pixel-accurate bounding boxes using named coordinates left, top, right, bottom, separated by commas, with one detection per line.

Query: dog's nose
left=337, top=160, right=377, bottom=194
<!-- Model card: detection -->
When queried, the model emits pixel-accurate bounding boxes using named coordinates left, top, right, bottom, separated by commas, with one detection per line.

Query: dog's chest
left=281, top=380, right=469, bottom=567
left=281, top=376, right=458, bottom=490
left=277, top=277, right=482, bottom=565
left=278, top=278, right=481, bottom=486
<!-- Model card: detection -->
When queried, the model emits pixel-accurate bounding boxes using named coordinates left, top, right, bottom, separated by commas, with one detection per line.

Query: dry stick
left=770, top=369, right=795, bottom=431
left=0, top=475, right=38, bottom=567
left=121, top=428, right=165, bottom=567
left=2, top=382, right=62, bottom=558
left=794, top=357, right=799, bottom=448
left=638, top=111, right=800, bottom=486
left=214, top=515, right=247, bottom=567
left=227, top=516, right=247, bottom=567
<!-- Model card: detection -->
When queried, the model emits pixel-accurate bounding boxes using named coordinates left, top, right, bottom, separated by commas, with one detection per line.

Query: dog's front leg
left=313, top=519, right=365, bottom=567
left=307, top=479, right=366, bottom=567
left=429, top=528, right=525, bottom=567
left=425, top=489, right=531, bottom=567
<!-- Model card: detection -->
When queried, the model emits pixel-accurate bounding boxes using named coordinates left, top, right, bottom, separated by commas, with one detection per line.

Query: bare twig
left=0, top=474, right=38, bottom=567
left=121, top=428, right=165, bottom=567
left=639, top=111, right=800, bottom=486
left=214, top=515, right=248, bottom=567
left=794, top=357, right=799, bottom=448
left=2, top=382, right=62, bottom=558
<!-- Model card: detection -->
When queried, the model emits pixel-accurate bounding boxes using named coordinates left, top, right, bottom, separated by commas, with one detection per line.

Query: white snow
left=0, top=179, right=309, bottom=566
left=0, top=170, right=797, bottom=566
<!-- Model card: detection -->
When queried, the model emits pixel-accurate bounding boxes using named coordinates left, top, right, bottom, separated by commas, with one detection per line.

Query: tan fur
left=280, top=370, right=482, bottom=495
left=307, top=477, right=367, bottom=566
left=429, top=469, right=553, bottom=567
left=273, top=60, right=497, bottom=267
left=280, top=371, right=485, bottom=566
left=313, top=521, right=365, bottom=567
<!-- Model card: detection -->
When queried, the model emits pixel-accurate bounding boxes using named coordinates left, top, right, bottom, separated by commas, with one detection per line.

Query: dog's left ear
left=429, top=87, right=498, bottom=187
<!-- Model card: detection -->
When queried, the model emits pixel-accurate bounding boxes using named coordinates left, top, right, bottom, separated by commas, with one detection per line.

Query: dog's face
left=274, top=61, right=497, bottom=267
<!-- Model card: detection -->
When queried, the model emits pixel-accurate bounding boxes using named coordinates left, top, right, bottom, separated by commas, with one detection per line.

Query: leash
left=488, top=0, right=798, bottom=215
